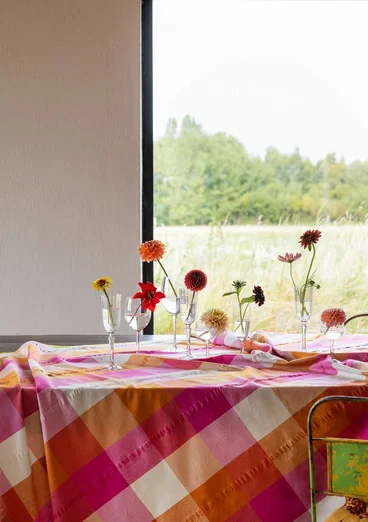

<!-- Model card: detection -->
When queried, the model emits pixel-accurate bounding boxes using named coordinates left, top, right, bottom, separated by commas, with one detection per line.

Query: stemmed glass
left=125, top=298, right=151, bottom=354
left=179, top=289, right=197, bottom=358
left=233, top=303, right=251, bottom=354
left=295, top=286, right=313, bottom=351
left=320, top=322, right=344, bottom=359
left=194, top=321, right=213, bottom=357
left=101, top=293, right=122, bottom=370
left=161, top=276, right=180, bottom=350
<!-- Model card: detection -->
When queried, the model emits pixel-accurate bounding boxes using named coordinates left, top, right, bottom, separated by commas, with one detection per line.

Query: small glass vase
left=124, top=298, right=152, bottom=354
left=101, top=293, right=122, bottom=370
left=179, top=289, right=198, bottom=358
left=233, top=303, right=251, bottom=354
left=194, top=321, right=215, bottom=357
left=294, top=285, right=313, bottom=351
left=320, top=322, right=344, bottom=358
left=161, top=276, right=180, bottom=350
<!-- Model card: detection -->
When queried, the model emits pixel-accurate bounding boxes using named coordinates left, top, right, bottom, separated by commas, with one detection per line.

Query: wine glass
left=101, top=293, right=122, bottom=370
left=125, top=298, right=151, bottom=354
left=295, top=285, right=313, bottom=351
left=194, top=320, right=213, bottom=357
left=179, top=289, right=197, bottom=358
left=320, top=322, right=344, bottom=359
left=233, top=303, right=251, bottom=354
left=161, top=276, right=180, bottom=350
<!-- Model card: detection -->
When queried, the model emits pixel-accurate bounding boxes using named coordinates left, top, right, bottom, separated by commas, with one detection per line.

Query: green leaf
left=240, top=296, right=255, bottom=305
left=223, top=291, right=236, bottom=297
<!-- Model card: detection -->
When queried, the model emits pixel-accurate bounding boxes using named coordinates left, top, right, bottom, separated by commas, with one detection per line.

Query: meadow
left=153, top=225, right=368, bottom=335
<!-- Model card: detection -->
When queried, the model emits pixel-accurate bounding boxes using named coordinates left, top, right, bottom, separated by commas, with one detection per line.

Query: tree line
left=154, top=116, right=368, bottom=226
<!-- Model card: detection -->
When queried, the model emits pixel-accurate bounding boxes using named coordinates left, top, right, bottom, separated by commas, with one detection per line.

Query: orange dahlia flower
left=321, top=308, right=346, bottom=328
left=138, top=240, right=165, bottom=263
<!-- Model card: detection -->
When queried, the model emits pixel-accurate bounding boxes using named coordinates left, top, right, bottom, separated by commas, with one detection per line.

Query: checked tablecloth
left=1, top=336, right=368, bottom=522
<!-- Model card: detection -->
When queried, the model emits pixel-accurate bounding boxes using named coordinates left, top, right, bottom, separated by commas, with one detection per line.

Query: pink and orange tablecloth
left=1, top=335, right=368, bottom=522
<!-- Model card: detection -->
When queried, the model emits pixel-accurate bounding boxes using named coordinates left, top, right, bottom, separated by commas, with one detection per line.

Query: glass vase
left=320, top=322, right=344, bottom=359
left=179, top=288, right=197, bottom=358
left=233, top=303, right=251, bottom=354
left=161, top=276, right=180, bottom=350
left=124, top=298, right=152, bottom=354
left=101, top=293, right=122, bottom=370
left=294, top=285, right=313, bottom=351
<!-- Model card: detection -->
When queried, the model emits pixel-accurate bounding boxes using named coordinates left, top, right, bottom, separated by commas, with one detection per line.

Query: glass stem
left=301, top=321, right=307, bottom=351
left=136, top=330, right=140, bottom=355
left=330, top=339, right=334, bottom=356
left=173, top=313, right=178, bottom=350
left=109, top=333, right=115, bottom=366
left=186, top=325, right=191, bottom=356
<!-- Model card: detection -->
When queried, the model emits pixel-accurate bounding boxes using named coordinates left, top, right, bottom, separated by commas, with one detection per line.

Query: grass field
left=153, top=225, right=368, bottom=335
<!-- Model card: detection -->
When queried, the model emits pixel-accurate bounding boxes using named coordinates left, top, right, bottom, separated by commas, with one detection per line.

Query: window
left=150, top=0, right=368, bottom=334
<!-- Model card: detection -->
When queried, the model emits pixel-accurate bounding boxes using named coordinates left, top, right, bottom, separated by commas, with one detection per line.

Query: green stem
left=103, top=288, right=116, bottom=329
left=289, top=263, right=297, bottom=290
left=299, top=244, right=315, bottom=316
left=158, top=259, right=177, bottom=297
left=344, top=313, right=368, bottom=326
left=236, top=291, right=246, bottom=335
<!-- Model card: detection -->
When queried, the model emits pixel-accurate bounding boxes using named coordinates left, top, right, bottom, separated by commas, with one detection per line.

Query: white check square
left=0, top=428, right=31, bottom=486
left=131, top=460, right=188, bottom=518
left=234, top=388, right=290, bottom=440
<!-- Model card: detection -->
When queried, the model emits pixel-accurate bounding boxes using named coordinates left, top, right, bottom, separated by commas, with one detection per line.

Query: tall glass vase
left=179, top=289, right=197, bottom=358
left=294, top=286, right=313, bottom=351
left=161, top=276, right=180, bottom=350
left=101, top=293, right=122, bottom=370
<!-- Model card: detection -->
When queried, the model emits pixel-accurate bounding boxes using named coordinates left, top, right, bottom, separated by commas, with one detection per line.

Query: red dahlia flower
left=133, top=281, right=165, bottom=312
left=299, top=229, right=322, bottom=250
left=184, top=269, right=208, bottom=292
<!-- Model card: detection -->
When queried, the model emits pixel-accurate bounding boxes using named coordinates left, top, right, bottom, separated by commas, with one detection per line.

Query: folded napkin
left=213, top=331, right=273, bottom=353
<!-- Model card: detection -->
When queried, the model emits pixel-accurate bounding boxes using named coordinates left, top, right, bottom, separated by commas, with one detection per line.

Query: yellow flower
left=92, top=276, right=113, bottom=292
left=200, top=308, right=229, bottom=336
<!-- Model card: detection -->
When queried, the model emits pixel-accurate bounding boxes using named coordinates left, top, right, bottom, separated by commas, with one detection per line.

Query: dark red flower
left=299, top=229, right=322, bottom=250
left=133, top=281, right=165, bottom=312
left=184, top=269, right=208, bottom=292
left=253, top=286, right=265, bottom=306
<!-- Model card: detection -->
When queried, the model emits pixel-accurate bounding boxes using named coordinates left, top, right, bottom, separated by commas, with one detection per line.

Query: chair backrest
left=307, top=395, right=368, bottom=522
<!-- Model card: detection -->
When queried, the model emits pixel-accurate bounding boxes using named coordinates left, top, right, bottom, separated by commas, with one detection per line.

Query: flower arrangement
left=200, top=308, right=229, bottom=336
left=223, top=280, right=265, bottom=335
left=278, top=229, right=322, bottom=313
left=92, top=276, right=115, bottom=326
left=139, top=240, right=177, bottom=297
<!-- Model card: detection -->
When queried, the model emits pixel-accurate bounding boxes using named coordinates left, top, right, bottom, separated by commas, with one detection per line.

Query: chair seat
left=325, top=499, right=368, bottom=522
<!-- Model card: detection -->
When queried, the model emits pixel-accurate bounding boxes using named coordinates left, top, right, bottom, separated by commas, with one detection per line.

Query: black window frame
left=141, top=0, right=154, bottom=333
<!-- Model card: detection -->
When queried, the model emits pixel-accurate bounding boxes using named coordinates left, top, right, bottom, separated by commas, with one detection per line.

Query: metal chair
left=308, top=395, right=368, bottom=522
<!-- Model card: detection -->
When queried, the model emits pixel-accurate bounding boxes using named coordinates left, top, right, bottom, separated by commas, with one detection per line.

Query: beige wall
left=0, top=0, right=141, bottom=334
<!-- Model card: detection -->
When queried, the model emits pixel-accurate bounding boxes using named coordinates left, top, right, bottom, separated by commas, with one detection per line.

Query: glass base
left=103, top=362, right=121, bottom=371
left=181, top=352, right=194, bottom=359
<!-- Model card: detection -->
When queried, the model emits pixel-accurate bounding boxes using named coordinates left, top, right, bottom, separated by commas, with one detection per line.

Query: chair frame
left=308, top=395, right=368, bottom=522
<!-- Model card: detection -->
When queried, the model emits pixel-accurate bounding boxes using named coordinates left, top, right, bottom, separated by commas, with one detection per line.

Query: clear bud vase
left=294, top=286, right=313, bottom=351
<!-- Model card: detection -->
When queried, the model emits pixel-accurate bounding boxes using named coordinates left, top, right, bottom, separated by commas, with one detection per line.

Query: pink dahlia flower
left=321, top=308, right=346, bottom=328
left=278, top=252, right=302, bottom=264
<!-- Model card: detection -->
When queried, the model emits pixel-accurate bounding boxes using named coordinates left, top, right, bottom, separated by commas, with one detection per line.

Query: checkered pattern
left=0, top=337, right=368, bottom=521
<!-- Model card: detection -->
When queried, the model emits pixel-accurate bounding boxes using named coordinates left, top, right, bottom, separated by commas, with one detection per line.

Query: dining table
left=1, top=333, right=368, bottom=522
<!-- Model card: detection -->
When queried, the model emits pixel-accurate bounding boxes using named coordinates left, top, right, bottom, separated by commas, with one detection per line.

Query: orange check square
left=46, top=417, right=104, bottom=476
left=116, top=387, right=174, bottom=424
left=225, top=443, right=283, bottom=503
left=191, top=467, right=246, bottom=522
left=258, top=416, right=308, bottom=475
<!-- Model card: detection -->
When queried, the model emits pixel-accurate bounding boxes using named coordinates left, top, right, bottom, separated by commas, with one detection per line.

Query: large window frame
left=141, top=0, right=154, bottom=333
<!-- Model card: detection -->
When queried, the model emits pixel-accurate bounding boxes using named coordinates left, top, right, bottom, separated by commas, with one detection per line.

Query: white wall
left=0, top=0, right=141, bottom=334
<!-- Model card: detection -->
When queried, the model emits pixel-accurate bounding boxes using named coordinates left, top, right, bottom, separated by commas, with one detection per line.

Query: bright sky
left=153, top=0, right=368, bottom=164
